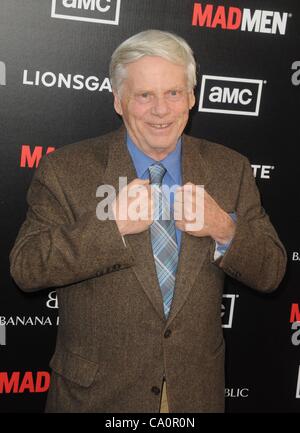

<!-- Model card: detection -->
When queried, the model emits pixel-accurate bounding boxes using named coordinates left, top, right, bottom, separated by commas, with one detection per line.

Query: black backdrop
left=0, top=0, right=299, bottom=413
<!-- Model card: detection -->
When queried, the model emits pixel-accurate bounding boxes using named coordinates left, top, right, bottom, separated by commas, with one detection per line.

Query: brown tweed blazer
left=10, top=127, right=286, bottom=413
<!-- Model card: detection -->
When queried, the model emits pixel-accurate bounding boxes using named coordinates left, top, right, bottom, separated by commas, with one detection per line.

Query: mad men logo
left=199, top=75, right=264, bottom=116
left=20, top=145, right=56, bottom=168
left=221, top=294, right=238, bottom=328
left=0, top=371, right=50, bottom=394
left=0, top=61, right=6, bottom=85
left=192, top=3, right=290, bottom=35
left=51, top=0, right=121, bottom=25
left=290, top=304, right=300, bottom=323
left=290, top=303, right=300, bottom=347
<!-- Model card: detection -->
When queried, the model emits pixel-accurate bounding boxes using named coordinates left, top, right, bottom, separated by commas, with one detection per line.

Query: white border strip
left=222, top=294, right=236, bottom=329
left=0, top=324, right=6, bottom=346
left=296, top=365, right=300, bottom=398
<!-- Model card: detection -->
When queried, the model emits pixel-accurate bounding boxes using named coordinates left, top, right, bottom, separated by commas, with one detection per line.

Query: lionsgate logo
left=23, top=69, right=112, bottom=93
left=51, top=0, right=121, bottom=25
left=199, top=75, right=264, bottom=116
left=251, top=164, right=275, bottom=180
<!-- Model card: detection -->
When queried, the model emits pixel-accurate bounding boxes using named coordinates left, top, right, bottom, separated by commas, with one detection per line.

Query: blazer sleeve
left=9, top=156, right=135, bottom=292
left=216, top=156, right=287, bottom=292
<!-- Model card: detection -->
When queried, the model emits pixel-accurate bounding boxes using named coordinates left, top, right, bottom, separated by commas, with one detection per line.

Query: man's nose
left=151, top=95, right=170, bottom=117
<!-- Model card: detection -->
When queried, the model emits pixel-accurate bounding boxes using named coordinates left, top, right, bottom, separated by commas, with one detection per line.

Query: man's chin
left=149, top=137, right=176, bottom=149
left=144, top=141, right=177, bottom=159
left=146, top=133, right=177, bottom=148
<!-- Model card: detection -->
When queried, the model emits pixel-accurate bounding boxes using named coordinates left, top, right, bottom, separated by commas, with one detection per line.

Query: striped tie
left=149, top=163, right=178, bottom=318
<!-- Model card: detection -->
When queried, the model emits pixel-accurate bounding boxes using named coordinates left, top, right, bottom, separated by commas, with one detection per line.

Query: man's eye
left=167, top=90, right=183, bottom=99
left=136, top=93, right=151, bottom=103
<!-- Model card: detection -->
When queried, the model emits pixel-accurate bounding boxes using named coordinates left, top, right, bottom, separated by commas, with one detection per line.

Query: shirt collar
left=126, top=134, right=182, bottom=183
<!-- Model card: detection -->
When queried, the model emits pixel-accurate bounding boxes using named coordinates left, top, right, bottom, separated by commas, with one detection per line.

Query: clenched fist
left=175, top=182, right=236, bottom=245
left=112, top=178, right=154, bottom=236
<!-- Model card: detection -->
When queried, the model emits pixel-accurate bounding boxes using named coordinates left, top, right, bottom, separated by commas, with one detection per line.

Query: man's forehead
left=124, top=57, right=188, bottom=85
left=125, top=56, right=186, bottom=72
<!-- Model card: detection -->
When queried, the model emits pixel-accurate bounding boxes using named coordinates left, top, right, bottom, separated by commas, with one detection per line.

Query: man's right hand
left=112, top=178, right=153, bottom=236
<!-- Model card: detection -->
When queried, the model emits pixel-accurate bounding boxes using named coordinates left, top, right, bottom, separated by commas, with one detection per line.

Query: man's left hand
left=174, top=182, right=236, bottom=245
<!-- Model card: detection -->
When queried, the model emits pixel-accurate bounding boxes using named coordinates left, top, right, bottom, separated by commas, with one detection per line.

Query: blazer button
left=164, top=329, right=172, bottom=338
left=151, top=386, right=160, bottom=395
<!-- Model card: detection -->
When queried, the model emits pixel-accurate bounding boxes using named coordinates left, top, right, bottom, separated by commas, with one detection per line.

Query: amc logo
left=221, top=294, right=238, bottom=328
left=51, top=0, right=121, bottom=25
left=199, top=75, right=264, bottom=116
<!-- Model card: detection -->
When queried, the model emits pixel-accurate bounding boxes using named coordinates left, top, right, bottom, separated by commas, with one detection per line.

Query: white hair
left=109, top=29, right=197, bottom=94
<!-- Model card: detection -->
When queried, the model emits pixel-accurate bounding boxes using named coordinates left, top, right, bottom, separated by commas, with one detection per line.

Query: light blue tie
left=149, top=163, right=178, bottom=318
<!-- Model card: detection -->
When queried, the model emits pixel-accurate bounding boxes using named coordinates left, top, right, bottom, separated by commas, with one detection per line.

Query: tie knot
left=148, top=163, right=166, bottom=185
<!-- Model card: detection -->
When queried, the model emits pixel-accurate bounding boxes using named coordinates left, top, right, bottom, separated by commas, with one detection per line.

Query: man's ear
left=189, top=91, right=196, bottom=110
left=113, top=91, right=123, bottom=116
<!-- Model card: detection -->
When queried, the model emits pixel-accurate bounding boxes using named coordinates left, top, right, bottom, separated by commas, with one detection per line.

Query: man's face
left=113, top=56, right=195, bottom=160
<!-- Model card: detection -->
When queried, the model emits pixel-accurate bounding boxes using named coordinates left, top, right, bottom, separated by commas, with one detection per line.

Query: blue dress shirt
left=127, top=134, right=183, bottom=249
left=126, top=134, right=235, bottom=256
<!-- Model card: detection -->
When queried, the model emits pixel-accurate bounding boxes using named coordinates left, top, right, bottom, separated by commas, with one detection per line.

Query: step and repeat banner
left=0, top=0, right=299, bottom=413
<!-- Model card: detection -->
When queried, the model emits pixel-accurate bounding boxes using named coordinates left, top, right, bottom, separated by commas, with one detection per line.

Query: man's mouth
left=148, top=123, right=172, bottom=129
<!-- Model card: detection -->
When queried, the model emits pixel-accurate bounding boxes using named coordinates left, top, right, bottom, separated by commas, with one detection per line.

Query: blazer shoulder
left=38, top=129, right=123, bottom=175
left=186, top=134, right=249, bottom=167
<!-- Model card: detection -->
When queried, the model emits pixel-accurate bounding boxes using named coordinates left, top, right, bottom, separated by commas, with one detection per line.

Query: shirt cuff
left=213, top=212, right=237, bottom=260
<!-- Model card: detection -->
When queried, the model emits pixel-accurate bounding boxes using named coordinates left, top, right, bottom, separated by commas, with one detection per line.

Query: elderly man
left=10, top=30, right=286, bottom=413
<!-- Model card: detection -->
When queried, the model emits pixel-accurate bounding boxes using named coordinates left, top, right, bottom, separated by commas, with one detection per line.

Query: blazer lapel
left=167, top=134, right=213, bottom=325
left=102, top=128, right=165, bottom=321
left=102, top=129, right=213, bottom=323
